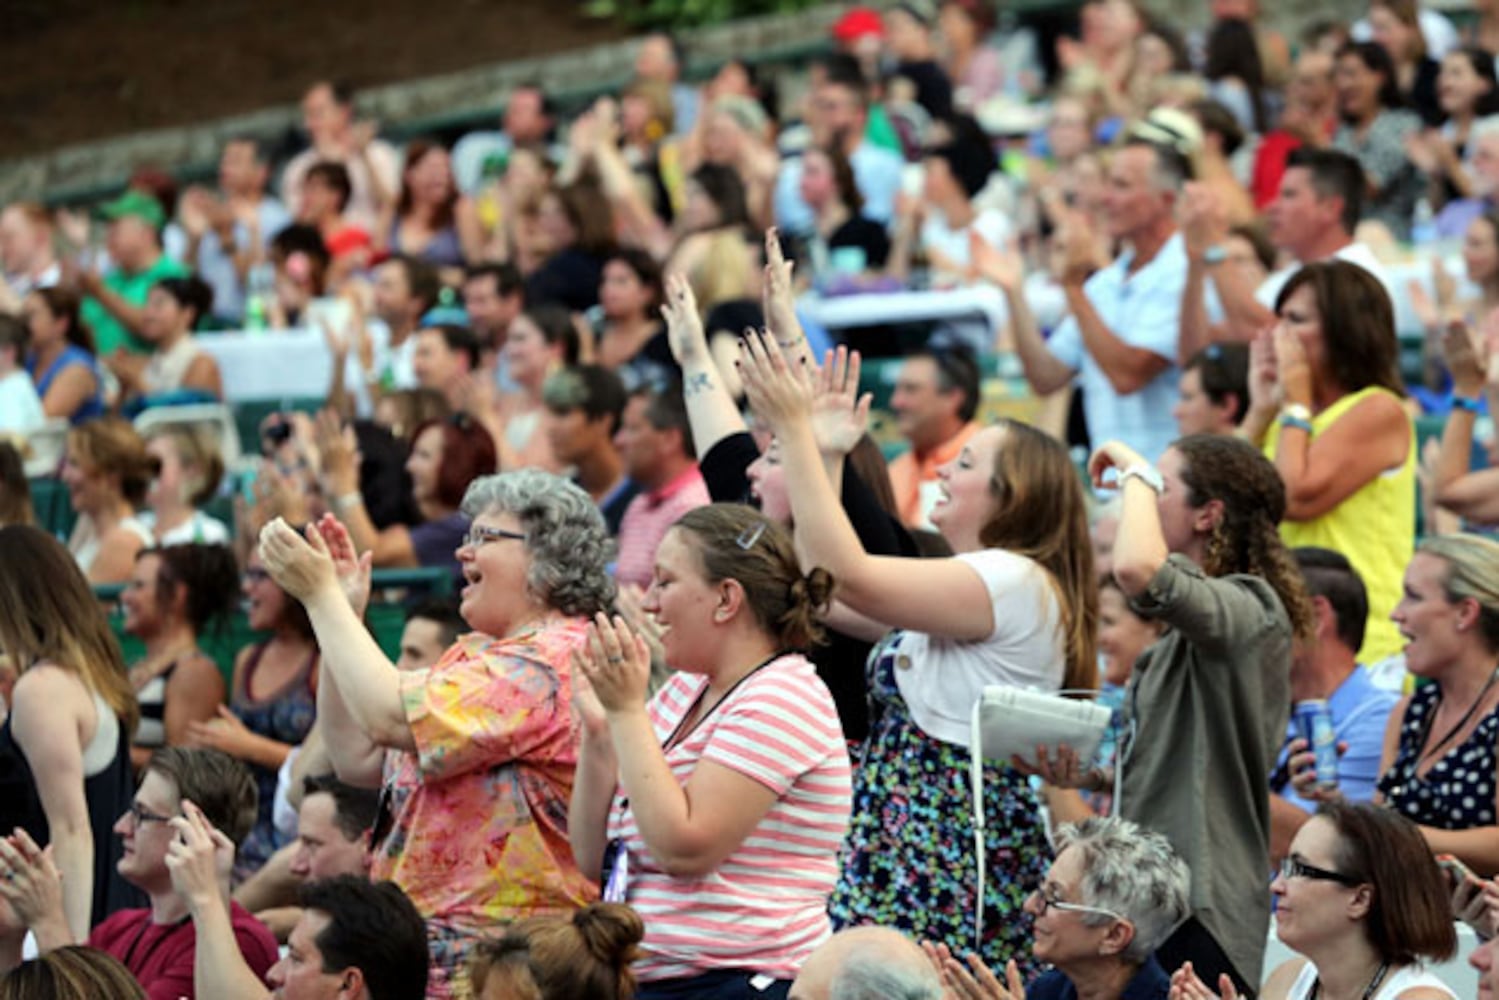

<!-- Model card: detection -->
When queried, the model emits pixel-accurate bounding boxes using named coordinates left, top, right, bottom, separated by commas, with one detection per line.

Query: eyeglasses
left=125, top=801, right=176, bottom=827
left=1279, top=856, right=1364, bottom=887
left=462, top=525, right=527, bottom=549
left=1031, top=886, right=1127, bottom=922
left=243, top=567, right=271, bottom=583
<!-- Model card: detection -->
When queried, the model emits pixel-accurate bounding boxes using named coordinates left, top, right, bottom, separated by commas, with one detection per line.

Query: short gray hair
left=830, top=948, right=943, bottom=1000
left=1055, top=817, right=1191, bottom=963
left=461, top=469, right=615, bottom=617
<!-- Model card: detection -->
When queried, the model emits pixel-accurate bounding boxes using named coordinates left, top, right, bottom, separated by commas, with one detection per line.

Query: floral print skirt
left=828, top=639, right=1049, bottom=972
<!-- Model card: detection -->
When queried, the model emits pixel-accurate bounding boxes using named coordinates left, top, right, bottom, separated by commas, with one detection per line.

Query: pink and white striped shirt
left=605, top=653, right=852, bottom=982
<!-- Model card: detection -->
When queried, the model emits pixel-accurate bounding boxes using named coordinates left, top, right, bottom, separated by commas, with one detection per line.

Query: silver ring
left=607, top=656, right=623, bottom=664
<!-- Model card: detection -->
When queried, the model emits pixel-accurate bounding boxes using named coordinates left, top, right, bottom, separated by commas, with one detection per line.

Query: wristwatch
left=1118, top=463, right=1164, bottom=494
left=1201, top=244, right=1228, bottom=266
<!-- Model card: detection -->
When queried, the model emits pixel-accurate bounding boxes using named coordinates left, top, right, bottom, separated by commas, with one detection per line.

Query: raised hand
left=574, top=613, right=653, bottom=714
left=1271, top=325, right=1312, bottom=407
left=1442, top=320, right=1486, bottom=397
left=165, top=800, right=235, bottom=912
left=968, top=230, right=1023, bottom=292
left=661, top=272, right=708, bottom=365
left=259, top=516, right=339, bottom=603
left=1086, top=440, right=1149, bottom=492
left=738, top=329, right=817, bottom=432
left=314, top=514, right=372, bottom=617
left=762, top=228, right=804, bottom=357
left=0, top=830, right=64, bottom=932
left=808, top=346, right=873, bottom=457
left=1247, top=326, right=1282, bottom=417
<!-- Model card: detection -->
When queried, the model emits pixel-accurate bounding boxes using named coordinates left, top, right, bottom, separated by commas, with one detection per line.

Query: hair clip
left=736, top=521, right=767, bottom=550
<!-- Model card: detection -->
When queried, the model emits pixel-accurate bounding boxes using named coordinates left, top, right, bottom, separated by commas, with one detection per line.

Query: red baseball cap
left=832, top=7, right=884, bottom=42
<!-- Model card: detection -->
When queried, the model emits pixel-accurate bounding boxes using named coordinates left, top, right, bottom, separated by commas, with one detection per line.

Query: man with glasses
left=0, top=747, right=278, bottom=997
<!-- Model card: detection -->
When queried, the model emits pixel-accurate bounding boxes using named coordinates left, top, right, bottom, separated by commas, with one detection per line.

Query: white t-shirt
left=0, top=370, right=44, bottom=435
left=1253, top=241, right=1399, bottom=312
left=140, top=509, right=231, bottom=546
left=892, top=548, right=1065, bottom=748
left=921, top=208, right=1013, bottom=278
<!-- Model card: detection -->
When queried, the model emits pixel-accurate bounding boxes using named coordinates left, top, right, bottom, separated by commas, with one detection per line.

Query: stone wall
left=0, top=4, right=845, bottom=205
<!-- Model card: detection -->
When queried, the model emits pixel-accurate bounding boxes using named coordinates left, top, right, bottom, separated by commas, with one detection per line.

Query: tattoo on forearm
left=685, top=372, right=714, bottom=396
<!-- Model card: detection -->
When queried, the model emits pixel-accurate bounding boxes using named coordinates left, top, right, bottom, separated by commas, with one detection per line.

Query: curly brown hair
left=1175, top=435, right=1314, bottom=640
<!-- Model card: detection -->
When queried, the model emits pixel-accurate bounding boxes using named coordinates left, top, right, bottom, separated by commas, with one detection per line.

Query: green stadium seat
left=232, top=397, right=328, bottom=457
left=30, top=477, right=76, bottom=540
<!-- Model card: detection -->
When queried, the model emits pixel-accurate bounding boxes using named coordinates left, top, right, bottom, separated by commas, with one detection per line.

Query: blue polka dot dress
left=1377, top=681, right=1499, bottom=829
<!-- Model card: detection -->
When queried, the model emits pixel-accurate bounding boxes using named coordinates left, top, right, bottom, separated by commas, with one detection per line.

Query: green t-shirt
left=83, top=253, right=191, bottom=356
left=865, top=106, right=903, bottom=155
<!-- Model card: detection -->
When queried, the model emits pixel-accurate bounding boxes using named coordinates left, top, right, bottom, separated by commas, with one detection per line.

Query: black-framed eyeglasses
left=1279, top=856, right=1364, bottom=887
left=243, top=567, right=271, bottom=583
left=1030, top=886, right=1127, bottom=922
left=462, top=525, right=527, bottom=549
left=124, top=801, right=176, bottom=827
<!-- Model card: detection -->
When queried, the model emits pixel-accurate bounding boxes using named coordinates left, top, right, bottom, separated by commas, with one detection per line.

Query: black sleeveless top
left=0, top=709, right=144, bottom=926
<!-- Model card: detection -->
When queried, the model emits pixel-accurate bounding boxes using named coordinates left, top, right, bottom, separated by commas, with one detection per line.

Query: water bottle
left=1412, top=197, right=1437, bottom=248
left=244, top=263, right=274, bottom=332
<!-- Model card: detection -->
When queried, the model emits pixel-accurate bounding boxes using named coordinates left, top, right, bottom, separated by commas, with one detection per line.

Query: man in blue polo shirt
left=1269, top=548, right=1399, bottom=862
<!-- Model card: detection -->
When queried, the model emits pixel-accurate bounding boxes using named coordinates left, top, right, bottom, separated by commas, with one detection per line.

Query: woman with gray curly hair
left=257, top=469, right=615, bottom=1000
left=931, top=816, right=1190, bottom=1000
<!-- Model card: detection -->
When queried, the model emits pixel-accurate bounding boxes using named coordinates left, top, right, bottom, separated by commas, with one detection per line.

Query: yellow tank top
left=1263, top=386, right=1415, bottom=663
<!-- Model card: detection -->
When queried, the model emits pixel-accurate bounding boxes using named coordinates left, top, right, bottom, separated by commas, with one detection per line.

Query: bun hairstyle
left=673, top=503, right=835, bottom=650
left=469, top=903, right=644, bottom=1000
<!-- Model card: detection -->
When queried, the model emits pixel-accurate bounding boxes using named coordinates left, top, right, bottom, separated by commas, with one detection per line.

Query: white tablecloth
left=799, top=285, right=1011, bottom=334
left=198, top=324, right=390, bottom=403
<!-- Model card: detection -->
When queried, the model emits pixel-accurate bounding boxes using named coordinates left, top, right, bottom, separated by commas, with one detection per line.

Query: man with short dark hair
left=171, top=808, right=430, bottom=1000
left=451, top=83, right=558, bottom=195
left=0, top=748, right=278, bottom=999
left=77, top=189, right=191, bottom=355
left=411, top=324, right=481, bottom=406
left=1179, top=146, right=1396, bottom=358
left=461, top=263, right=524, bottom=384
left=543, top=364, right=639, bottom=534
left=1006, top=138, right=1188, bottom=462
left=887, top=348, right=982, bottom=530
left=180, top=136, right=292, bottom=325
left=614, top=381, right=710, bottom=588
left=396, top=600, right=466, bottom=673
left=1268, top=548, right=1399, bottom=863
left=362, top=255, right=441, bottom=394
left=280, top=81, right=401, bottom=233
left=253, top=775, right=380, bottom=942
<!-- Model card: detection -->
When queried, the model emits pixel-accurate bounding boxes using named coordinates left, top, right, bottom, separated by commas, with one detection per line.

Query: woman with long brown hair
left=378, top=139, right=480, bottom=271
left=1244, top=260, right=1412, bottom=663
left=739, top=324, right=1097, bottom=974
left=22, top=286, right=103, bottom=424
left=0, top=526, right=140, bottom=936
left=1039, top=433, right=1312, bottom=995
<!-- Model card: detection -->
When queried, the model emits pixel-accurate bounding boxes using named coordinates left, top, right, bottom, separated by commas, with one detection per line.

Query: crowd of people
left=6, top=0, right=1499, bottom=997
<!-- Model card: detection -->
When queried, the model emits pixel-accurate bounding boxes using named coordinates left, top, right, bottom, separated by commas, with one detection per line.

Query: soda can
left=1294, top=699, right=1339, bottom=790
